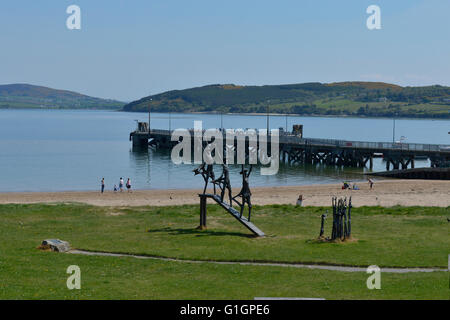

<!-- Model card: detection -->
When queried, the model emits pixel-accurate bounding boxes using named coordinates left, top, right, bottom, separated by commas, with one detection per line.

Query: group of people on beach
left=342, top=179, right=374, bottom=190
left=101, top=177, right=132, bottom=193
left=296, top=179, right=374, bottom=206
left=342, top=181, right=360, bottom=190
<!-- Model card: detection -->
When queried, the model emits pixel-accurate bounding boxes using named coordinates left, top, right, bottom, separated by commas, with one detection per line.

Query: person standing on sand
left=126, top=178, right=132, bottom=193
left=368, top=178, right=374, bottom=190
left=296, top=194, right=303, bottom=206
left=119, top=177, right=124, bottom=192
left=101, top=178, right=105, bottom=193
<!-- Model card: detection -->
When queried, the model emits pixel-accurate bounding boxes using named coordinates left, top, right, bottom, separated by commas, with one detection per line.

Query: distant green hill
left=123, top=82, right=450, bottom=118
left=0, top=84, right=124, bottom=110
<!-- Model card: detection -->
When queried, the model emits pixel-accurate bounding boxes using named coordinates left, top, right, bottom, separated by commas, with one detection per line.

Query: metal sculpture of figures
left=232, top=165, right=253, bottom=221
left=193, top=163, right=216, bottom=194
left=193, top=162, right=264, bottom=236
left=213, top=163, right=232, bottom=205
left=206, top=164, right=216, bottom=194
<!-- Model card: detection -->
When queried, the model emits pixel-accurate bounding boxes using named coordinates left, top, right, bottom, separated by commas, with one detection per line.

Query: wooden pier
left=130, top=126, right=450, bottom=171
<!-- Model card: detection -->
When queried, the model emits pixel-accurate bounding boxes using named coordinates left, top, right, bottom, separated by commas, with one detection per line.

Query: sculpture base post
left=197, top=194, right=208, bottom=230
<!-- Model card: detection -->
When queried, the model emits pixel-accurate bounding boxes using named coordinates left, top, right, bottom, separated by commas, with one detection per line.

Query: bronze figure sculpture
left=192, top=162, right=264, bottom=236
left=213, top=163, right=233, bottom=205
left=193, top=162, right=216, bottom=194
left=232, top=165, right=253, bottom=221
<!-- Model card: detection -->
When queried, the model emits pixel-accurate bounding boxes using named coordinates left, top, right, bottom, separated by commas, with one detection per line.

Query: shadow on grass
left=147, top=227, right=254, bottom=238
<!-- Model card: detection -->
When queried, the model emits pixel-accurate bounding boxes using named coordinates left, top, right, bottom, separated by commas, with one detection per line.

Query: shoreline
left=124, top=110, right=450, bottom=121
left=0, top=179, right=449, bottom=207
left=3, top=108, right=450, bottom=121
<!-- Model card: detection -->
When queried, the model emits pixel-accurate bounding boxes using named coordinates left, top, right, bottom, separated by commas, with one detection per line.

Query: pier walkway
left=130, top=127, right=450, bottom=170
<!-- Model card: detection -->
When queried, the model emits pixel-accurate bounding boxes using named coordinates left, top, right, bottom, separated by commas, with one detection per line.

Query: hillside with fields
left=0, top=84, right=125, bottom=110
left=123, top=82, right=450, bottom=118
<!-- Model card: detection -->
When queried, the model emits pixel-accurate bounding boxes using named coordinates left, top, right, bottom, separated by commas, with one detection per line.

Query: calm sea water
left=0, top=109, right=448, bottom=192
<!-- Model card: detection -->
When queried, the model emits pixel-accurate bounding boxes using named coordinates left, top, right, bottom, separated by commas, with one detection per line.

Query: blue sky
left=0, top=0, right=449, bottom=101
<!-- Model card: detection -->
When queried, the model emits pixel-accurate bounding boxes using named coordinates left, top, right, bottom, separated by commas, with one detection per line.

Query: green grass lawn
left=0, top=203, right=448, bottom=299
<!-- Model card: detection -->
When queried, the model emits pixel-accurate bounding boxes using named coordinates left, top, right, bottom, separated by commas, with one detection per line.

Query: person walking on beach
left=126, top=178, right=132, bottom=193
left=296, top=194, right=303, bottom=206
left=119, top=177, right=124, bottom=192
left=368, top=178, right=374, bottom=190
left=101, top=178, right=105, bottom=193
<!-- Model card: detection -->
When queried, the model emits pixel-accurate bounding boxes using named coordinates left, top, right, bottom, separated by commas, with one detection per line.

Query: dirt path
left=68, top=250, right=448, bottom=273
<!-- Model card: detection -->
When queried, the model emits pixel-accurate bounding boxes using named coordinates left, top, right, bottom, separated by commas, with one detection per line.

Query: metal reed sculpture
left=319, top=197, right=353, bottom=241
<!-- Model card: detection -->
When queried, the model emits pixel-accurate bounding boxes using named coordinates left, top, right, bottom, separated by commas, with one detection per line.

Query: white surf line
left=68, top=250, right=448, bottom=273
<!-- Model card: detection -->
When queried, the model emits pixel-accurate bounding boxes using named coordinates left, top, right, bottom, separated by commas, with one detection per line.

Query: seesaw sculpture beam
left=193, top=163, right=264, bottom=237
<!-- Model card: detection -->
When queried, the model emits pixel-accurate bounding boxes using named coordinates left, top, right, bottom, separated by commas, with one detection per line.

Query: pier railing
left=145, top=128, right=450, bottom=154
left=282, top=134, right=449, bottom=153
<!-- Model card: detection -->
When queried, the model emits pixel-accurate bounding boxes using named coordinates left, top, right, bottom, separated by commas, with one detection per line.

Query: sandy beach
left=0, top=179, right=449, bottom=207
